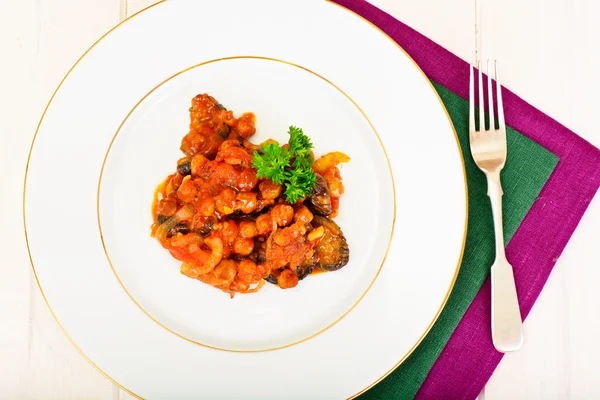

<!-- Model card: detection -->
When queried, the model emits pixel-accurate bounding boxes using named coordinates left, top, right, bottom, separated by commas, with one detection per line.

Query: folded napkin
left=331, top=1, right=600, bottom=399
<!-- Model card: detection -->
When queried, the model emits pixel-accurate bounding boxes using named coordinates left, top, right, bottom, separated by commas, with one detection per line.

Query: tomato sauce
left=151, top=94, right=349, bottom=296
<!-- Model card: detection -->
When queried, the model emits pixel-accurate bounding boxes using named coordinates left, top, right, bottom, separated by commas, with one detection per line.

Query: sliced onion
left=197, top=272, right=232, bottom=286
left=180, top=262, right=200, bottom=278
left=154, top=217, right=178, bottom=242
left=237, top=280, right=265, bottom=294
left=214, top=260, right=237, bottom=283
left=154, top=204, right=195, bottom=241
left=173, top=203, right=196, bottom=221
left=185, top=256, right=214, bottom=276
left=187, top=242, right=200, bottom=254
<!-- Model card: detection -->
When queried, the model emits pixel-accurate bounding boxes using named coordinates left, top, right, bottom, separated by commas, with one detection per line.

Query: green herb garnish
left=252, top=126, right=317, bottom=204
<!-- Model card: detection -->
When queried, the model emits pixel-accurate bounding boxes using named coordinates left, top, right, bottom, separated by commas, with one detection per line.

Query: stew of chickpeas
left=151, top=94, right=350, bottom=296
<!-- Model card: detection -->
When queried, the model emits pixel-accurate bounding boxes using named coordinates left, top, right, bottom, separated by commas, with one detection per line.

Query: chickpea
left=236, top=113, right=256, bottom=139
left=273, top=230, right=289, bottom=247
left=271, top=204, right=294, bottom=227
left=237, top=259, right=258, bottom=283
left=196, top=197, right=215, bottom=217
left=277, top=269, right=299, bottom=289
left=233, top=237, right=254, bottom=256
left=256, top=262, right=270, bottom=278
left=214, top=187, right=236, bottom=215
left=190, top=154, right=208, bottom=177
left=165, top=173, right=184, bottom=193
left=257, top=198, right=274, bottom=212
left=239, top=221, right=258, bottom=238
left=213, top=163, right=237, bottom=188
left=177, top=178, right=197, bottom=203
left=238, top=168, right=258, bottom=191
left=293, top=205, right=314, bottom=224
left=157, top=196, right=177, bottom=217
left=224, top=157, right=242, bottom=165
left=255, top=213, right=273, bottom=235
left=259, top=180, right=282, bottom=200
left=219, top=220, right=239, bottom=245
left=236, top=192, right=258, bottom=214
left=274, top=223, right=307, bottom=247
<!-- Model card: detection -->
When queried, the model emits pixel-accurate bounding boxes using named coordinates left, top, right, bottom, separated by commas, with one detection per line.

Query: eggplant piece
left=216, top=123, right=230, bottom=138
left=311, top=216, right=349, bottom=271
left=157, top=214, right=169, bottom=225
left=255, top=240, right=267, bottom=263
left=229, top=209, right=266, bottom=221
left=242, top=139, right=263, bottom=155
left=242, top=239, right=262, bottom=264
left=166, top=223, right=190, bottom=238
left=295, top=256, right=315, bottom=280
left=246, top=249, right=259, bottom=263
left=306, top=174, right=332, bottom=216
left=265, top=268, right=283, bottom=285
left=194, top=216, right=216, bottom=236
left=264, top=256, right=314, bottom=283
left=177, top=161, right=191, bottom=176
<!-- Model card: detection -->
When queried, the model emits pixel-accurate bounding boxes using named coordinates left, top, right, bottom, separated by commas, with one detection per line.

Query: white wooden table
left=1, top=0, right=599, bottom=398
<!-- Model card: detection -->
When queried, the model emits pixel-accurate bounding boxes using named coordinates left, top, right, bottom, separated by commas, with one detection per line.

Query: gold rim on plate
left=23, top=1, right=468, bottom=398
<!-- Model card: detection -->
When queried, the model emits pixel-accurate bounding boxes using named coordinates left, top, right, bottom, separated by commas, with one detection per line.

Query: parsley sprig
left=252, top=126, right=317, bottom=204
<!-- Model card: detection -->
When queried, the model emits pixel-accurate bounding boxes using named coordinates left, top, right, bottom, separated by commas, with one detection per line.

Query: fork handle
left=486, top=171, right=505, bottom=255
left=486, top=171, right=524, bottom=352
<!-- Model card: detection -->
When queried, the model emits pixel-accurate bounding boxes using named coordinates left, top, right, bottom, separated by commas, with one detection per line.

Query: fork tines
left=469, top=60, right=505, bottom=134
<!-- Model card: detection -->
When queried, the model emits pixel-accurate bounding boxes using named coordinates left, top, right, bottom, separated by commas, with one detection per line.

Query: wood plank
left=0, top=0, right=121, bottom=398
left=476, top=0, right=600, bottom=399
left=477, top=0, right=600, bottom=145
left=127, top=0, right=161, bottom=16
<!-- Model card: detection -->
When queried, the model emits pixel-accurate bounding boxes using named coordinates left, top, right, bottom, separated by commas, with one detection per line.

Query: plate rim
left=97, top=55, right=397, bottom=353
left=22, top=1, right=468, bottom=398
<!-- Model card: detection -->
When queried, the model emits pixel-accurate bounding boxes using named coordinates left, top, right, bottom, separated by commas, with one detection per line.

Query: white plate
left=24, top=1, right=467, bottom=398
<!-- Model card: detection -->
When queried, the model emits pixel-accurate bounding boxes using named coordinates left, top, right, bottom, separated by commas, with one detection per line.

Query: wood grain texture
left=0, top=0, right=122, bottom=398
left=127, top=0, right=157, bottom=15
left=472, top=0, right=600, bottom=398
left=1, top=0, right=598, bottom=398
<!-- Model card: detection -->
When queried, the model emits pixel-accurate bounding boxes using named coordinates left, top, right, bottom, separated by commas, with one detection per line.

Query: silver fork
left=469, top=60, right=523, bottom=352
